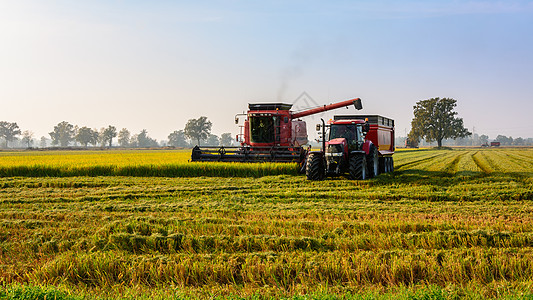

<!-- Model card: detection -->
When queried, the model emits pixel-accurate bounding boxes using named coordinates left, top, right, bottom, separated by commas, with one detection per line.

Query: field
left=1, top=148, right=533, bottom=299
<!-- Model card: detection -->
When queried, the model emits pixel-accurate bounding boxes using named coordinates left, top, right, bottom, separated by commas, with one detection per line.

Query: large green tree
left=409, top=98, right=471, bottom=147
left=184, top=116, right=212, bottom=146
left=0, top=121, right=21, bottom=148
left=49, top=121, right=75, bottom=147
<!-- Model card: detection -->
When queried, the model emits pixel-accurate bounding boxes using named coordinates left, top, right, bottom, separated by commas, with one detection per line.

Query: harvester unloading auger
left=191, top=98, right=363, bottom=167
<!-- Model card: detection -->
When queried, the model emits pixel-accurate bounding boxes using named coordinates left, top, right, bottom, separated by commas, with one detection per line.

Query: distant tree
left=220, top=133, right=233, bottom=146
left=168, top=130, right=189, bottom=147
left=137, top=129, right=149, bottom=147
left=137, top=129, right=159, bottom=148
left=0, top=121, right=21, bottom=148
left=479, top=134, right=489, bottom=145
left=90, top=129, right=99, bottom=146
left=40, top=136, right=48, bottom=148
left=72, top=125, right=79, bottom=146
left=118, top=128, right=130, bottom=148
left=206, top=134, right=219, bottom=146
left=409, top=98, right=471, bottom=147
left=21, top=130, right=34, bottom=148
left=129, top=134, right=139, bottom=148
left=184, top=116, right=212, bottom=146
left=513, top=137, right=524, bottom=146
left=97, top=128, right=105, bottom=147
left=75, top=127, right=98, bottom=147
left=49, top=121, right=75, bottom=147
left=495, top=135, right=513, bottom=145
left=101, top=126, right=117, bottom=148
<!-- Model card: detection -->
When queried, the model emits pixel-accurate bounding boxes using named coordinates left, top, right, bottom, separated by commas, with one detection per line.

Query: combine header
left=191, top=98, right=363, bottom=166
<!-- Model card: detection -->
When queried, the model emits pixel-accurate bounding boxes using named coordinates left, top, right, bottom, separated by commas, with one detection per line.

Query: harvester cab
left=191, top=98, right=362, bottom=167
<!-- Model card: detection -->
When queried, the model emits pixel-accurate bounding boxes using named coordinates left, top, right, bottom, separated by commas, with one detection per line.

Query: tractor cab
left=328, top=120, right=366, bottom=151
left=326, top=120, right=367, bottom=151
left=322, top=119, right=367, bottom=174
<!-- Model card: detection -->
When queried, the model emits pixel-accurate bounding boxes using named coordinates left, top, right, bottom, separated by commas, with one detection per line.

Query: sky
left=1, top=0, right=533, bottom=142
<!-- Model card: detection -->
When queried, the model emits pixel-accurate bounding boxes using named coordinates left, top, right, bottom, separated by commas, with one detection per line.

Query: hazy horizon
left=2, top=1, right=533, bottom=142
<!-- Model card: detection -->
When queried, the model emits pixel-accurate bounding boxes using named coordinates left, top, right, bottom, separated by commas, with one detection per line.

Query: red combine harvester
left=305, top=115, right=395, bottom=180
left=191, top=98, right=363, bottom=166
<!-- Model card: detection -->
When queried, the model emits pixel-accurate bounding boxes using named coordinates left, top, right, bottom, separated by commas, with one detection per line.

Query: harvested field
left=0, top=148, right=532, bottom=299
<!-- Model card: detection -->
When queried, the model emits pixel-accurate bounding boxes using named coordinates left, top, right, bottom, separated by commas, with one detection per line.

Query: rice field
left=0, top=150, right=298, bottom=177
left=0, top=148, right=532, bottom=299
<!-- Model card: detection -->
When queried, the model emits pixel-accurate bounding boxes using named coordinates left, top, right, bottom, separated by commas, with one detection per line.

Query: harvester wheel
left=349, top=153, right=367, bottom=180
left=306, top=154, right=325, bottom=180
left=367, top=145, right=379, bottom=178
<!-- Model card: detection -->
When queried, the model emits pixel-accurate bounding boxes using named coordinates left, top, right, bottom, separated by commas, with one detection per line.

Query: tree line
left=0, top=117, right=234, bottom=149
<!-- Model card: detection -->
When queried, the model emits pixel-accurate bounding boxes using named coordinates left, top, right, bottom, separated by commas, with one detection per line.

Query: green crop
left=0, top=150, right=299, bottom=177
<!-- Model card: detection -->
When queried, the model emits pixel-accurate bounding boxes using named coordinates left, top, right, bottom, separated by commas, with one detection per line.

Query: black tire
left=379, top=157, right=386, bottom=174
left=349, top=153, right=367, bottom=180
left=367, top=145, right=379, bottom=178
left=389, top=157, right=394, bottom=172
left=306, top=154, right=325, bottom=180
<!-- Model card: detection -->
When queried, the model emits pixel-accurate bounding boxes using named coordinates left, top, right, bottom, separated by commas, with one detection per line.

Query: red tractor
left=306, top=115, right=395, bottom=180
left=191, top=98, right=363, bottom=167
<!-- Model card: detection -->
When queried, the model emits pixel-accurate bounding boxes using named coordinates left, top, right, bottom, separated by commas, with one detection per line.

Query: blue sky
left=1, top=1, right=533, bottom=141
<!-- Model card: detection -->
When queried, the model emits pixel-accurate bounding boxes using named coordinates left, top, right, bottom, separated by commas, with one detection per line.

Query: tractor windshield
left=329, top=124, right=358, bottom=142
left=250, top=116, right=275, bottom=143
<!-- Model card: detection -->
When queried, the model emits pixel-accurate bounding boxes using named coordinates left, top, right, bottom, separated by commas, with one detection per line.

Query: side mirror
left=235, top=117, right=239, bottom=124
left=363, top=122, right=370, bottom=132
left=316, top=124, right=321, bottom=131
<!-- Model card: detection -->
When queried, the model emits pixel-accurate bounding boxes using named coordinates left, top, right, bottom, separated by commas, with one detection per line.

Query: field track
left=0, top=148, right=532, bottom=299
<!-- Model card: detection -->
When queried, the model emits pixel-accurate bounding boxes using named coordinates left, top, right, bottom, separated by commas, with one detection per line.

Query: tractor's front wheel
left=349, top=153, right=367, bottom=180
left=306, top=153, right=325, bottom=180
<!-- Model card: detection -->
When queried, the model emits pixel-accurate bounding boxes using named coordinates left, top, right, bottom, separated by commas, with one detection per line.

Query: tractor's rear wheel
left=306, top=154, right=325, bottom=180
left=367, top=145, right=379, bottom=178
left=349, top=153, right=367, bottom=180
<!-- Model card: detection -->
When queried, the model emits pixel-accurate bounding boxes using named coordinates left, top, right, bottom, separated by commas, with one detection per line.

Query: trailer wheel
left=379, top=157, right=386, bottom=174
left=367, top=145, right=379, bottom=178
left=306, top=154, right=325, bottom=180
left=382, top=157, right=388, bottom=173
left=349, top=153, right=367, bottom=180
left=389, top=157, right=394, bottom=172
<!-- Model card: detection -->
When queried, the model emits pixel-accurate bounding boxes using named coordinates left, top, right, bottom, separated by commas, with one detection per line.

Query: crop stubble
left=0, top=148, right=532, bottom=299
